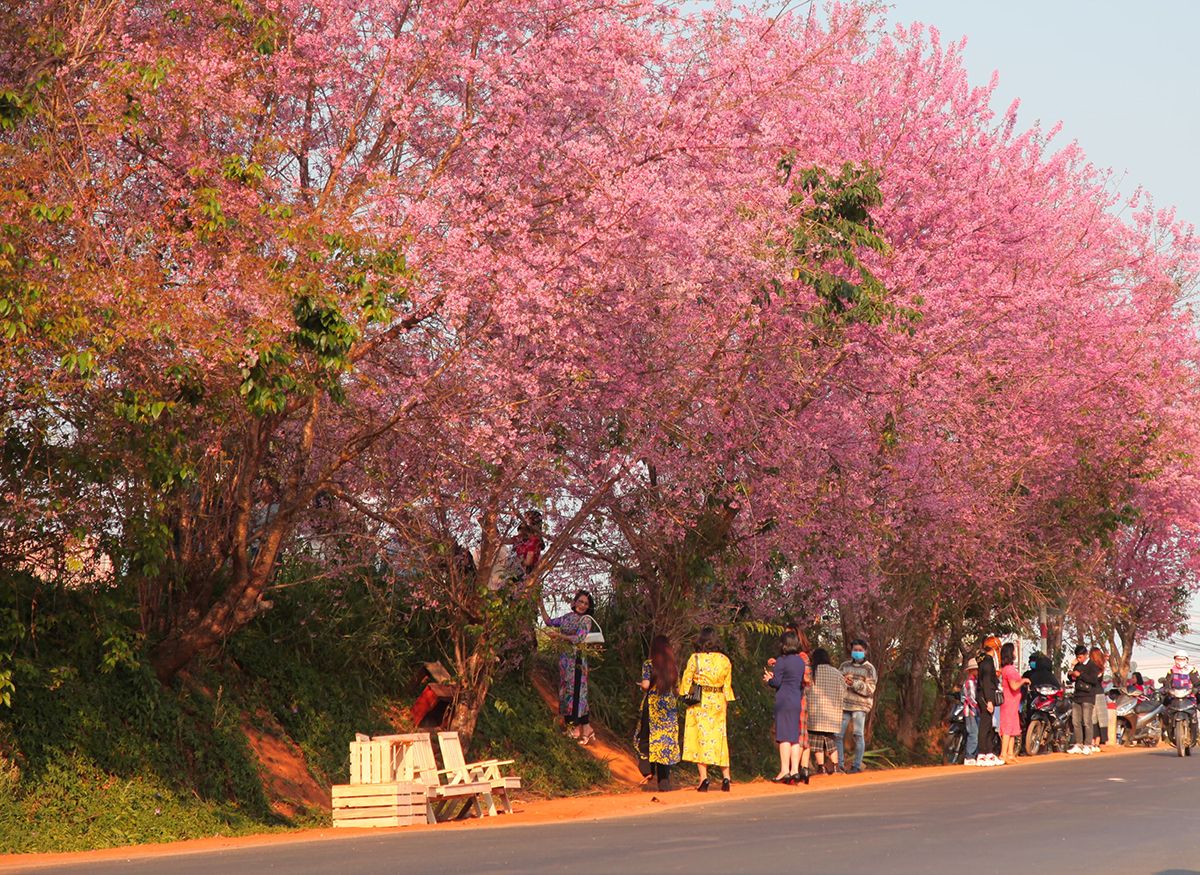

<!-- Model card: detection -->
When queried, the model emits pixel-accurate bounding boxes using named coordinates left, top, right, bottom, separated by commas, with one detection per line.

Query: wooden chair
left=406, top=733, right=497, bottom=822
left=436, top=731, right=521, bottom=815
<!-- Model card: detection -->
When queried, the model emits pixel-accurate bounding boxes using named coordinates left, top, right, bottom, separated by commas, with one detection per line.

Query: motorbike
left=1023, top=684, right=1072, bottom=755
left=1110, top=685, right=1163, bottom=747
left=1161, top=682, right=1199, bottom=758
left=943, top=691, right=966, bottom=765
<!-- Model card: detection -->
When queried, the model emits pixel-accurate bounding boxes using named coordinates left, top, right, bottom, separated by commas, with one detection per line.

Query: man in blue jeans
left=836, top=639, right=877, bottom=774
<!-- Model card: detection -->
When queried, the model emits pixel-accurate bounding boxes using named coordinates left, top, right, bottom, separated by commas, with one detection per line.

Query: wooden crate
left=332, top=782, right=426, bottom=828
left=349, top=740, right=406, bottom=785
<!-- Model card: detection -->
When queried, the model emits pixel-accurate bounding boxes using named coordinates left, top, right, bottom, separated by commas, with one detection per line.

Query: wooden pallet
left=332, top=782, right=426, bottom=828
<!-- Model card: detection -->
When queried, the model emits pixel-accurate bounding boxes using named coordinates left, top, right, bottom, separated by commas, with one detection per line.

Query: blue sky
left=882, top=1, right=1200, bottom=674
left=883, top=0, right=1200, bottom=229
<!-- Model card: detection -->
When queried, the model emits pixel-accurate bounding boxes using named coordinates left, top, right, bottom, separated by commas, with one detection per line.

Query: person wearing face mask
left=836, top=639, right=876, bottom=774
left=1164, top=651, right=1199, bottom=688
left=1162, top=650, right=1199, bottom=755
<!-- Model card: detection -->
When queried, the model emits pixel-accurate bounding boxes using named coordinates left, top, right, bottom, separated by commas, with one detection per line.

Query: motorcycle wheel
left=1176, top=721, right=1187, bottom=758
left=1025, top=720, right=1046, bottom=756
left=943, top=731, right=965, bottom=766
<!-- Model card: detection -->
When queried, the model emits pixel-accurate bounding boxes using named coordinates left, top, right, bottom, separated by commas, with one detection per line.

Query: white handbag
left=582, top=615, right=605, bottom=646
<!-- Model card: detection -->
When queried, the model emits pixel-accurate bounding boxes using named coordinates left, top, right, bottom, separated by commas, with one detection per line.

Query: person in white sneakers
left=1067, top=644, right=1103, bottom=754
left=974, top=636, right=1005, bottom=765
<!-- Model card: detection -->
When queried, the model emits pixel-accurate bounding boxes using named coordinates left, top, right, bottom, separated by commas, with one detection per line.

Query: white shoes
left=963, top=758, right=977, bottom=766
left=1067, top=745, right=1083, bottom=754
left=975, top=753, right=1004, bottom=767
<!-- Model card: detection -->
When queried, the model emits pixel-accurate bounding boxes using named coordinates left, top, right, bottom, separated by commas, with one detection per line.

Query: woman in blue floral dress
left=541, top=590, right=597, bottom=744
left=635, top=635, right=681, bottom=790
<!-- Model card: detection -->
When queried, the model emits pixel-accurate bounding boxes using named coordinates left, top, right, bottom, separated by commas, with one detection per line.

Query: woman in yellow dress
left=679, top=626, right=735, bottom=792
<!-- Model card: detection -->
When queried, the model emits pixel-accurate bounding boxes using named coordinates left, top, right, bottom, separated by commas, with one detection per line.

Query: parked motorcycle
left=1024, top=684, right=1072, bottom=755
left=1111, top=685, right=1163, bottom=747
left=1162, top=681, right=1199, bottom=758
left=943, top=691, right=966, bottom=765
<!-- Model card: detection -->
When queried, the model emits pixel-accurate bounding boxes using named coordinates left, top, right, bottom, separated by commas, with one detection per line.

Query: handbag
left=680, top=654, right=703, bottom=706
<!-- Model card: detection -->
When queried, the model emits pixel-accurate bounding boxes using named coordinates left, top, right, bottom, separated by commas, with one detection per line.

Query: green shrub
left=474, top=670, right=611, bottom=797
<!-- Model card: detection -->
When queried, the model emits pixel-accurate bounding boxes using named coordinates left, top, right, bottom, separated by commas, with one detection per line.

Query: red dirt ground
left=529, top=671, right=646, bottom=787
left=241, top=711, right=329, bottom=818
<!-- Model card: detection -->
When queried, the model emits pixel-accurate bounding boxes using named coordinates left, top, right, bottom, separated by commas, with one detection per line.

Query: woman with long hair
left=764, top=630, right=807, bottom=784
left=806, top=648, right=843, bottom=774
left=680, top=626, right=735, bottom=792
left=975, top=635, right=1003, bottom=765
left=1090, top=646, right=1109, bottom=748
left=540, top=589, right=597, bottom=745
left=998, top=642, right=1030, bottom=762
left=635, top=635, right=681, bottom=791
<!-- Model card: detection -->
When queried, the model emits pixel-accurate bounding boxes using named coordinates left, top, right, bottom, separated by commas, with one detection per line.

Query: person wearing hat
left=1067, top=644, right=1102, bottom=754
left=1162, top=651, right=1200, bottom=755
left=961, top=658, right=982, bottom=765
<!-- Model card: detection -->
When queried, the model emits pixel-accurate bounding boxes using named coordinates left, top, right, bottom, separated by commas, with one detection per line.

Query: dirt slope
left=530, top=671, right=645, bottom=786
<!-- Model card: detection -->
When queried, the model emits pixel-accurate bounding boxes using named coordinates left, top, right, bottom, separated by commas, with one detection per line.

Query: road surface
left=17, top=750, right=1200, bottom=875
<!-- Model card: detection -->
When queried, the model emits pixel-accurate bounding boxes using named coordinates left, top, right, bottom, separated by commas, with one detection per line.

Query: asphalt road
left=18, top=751, right=1200, bottom=875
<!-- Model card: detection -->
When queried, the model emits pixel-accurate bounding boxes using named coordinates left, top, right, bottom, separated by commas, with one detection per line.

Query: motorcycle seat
left=1135, top=700, right=1158, bottom=713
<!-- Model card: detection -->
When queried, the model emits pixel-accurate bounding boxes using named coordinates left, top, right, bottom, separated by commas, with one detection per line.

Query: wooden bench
left=436, top=731, right=521, bottom=815
left=405, top=732, right=497, bottom=822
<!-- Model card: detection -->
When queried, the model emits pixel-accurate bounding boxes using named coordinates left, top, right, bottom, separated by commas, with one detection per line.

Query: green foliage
left=221, top=154, right=266, bottom=185
left=474, top=671, right=611, bottom=796
left=227, top=571, right=421, bottom=782
left=0, top=574, right=278, bottom=853
left=774, top=158, right=922, bottom=334
left=193, top=187, right=230, bottom=236
left=724, top=628, right=792, bottom=778
left=237, top=342, right=297, bottom=415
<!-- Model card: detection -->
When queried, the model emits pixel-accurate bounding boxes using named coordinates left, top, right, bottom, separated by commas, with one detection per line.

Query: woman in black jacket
left=975, top=636, right=1002, bottom=764
left=1067, top=644, right=1102, bottom=754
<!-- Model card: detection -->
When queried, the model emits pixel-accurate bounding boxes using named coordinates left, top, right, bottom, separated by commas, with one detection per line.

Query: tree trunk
left=150, top=574, right=269, bottom=682
left=450, top=651, right=495, bottom=750
left=894, top=623, right=935, bottom=752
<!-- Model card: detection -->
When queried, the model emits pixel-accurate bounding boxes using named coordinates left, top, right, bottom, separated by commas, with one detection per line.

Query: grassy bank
left=0, top=571, right=939, bottom=853
left=0, top=573, right=607, bottom=853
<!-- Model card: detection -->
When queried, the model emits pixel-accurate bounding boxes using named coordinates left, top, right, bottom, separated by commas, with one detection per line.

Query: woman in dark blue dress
left=763, top=631, right=807, bottom=784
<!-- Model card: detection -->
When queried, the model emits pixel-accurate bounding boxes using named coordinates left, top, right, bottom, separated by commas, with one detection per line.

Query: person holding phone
left=1067, top=644, right=1101, bottom=754
left=998, top=642, right=1030, bottom=763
